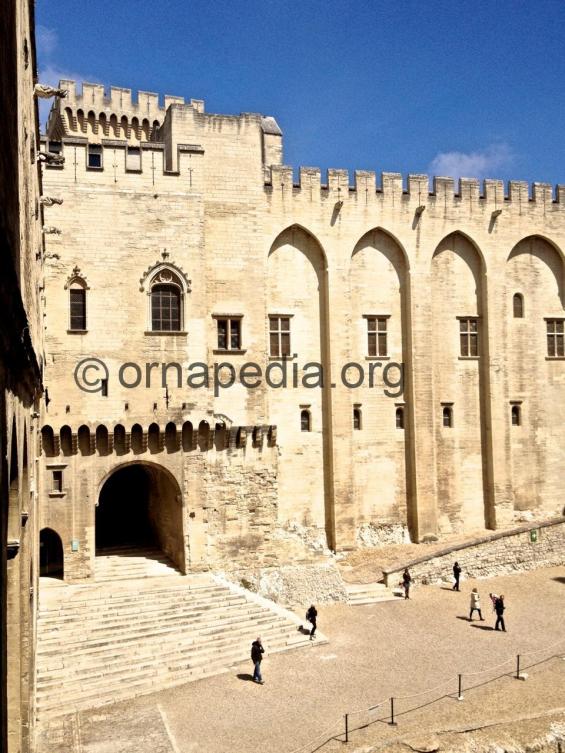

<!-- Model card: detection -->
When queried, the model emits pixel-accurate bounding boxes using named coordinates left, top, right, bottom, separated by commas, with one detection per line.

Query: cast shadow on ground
left=470, top=624, right=494, bottom=631
left=297, top=625, right=311, bottom=636
left=236, top=673, right=255, bottom=682
left=552, top=577, right=565, bottom=584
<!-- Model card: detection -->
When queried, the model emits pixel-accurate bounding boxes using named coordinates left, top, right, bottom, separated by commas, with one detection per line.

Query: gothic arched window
left=150, top=269, right=183, bottom=332
left=65, top=268, right=89, bottom=332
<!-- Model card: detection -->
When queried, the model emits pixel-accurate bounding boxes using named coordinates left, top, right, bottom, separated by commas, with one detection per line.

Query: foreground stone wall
left=1, top=3, right=45, bottom=752
left=228, top=563, right=348, bottom=607
left=383, top=518, right=565, bottom=586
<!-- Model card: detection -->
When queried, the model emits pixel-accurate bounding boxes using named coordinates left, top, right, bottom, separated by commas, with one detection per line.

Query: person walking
left=494, top=595, right=506, bottom=632
left=469, top=588, right=484, bottom=621
left=452, top=561, right=462, bottom=591
left=251, top=637, right=265, bottom=683
left=402, top=568, right=412, bottom=599
left=306, top=604, right=318, bottom=640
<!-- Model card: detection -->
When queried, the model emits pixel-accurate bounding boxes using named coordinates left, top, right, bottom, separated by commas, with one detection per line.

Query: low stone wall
left=226, top=563, right=348, bottom=607
left=382, top=517, right=565, bottom=587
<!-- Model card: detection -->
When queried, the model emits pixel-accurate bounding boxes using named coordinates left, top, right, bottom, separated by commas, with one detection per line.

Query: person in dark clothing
left=402, top=568, right=412, bottom=599
left=251, top=637, right=264, bottom=683
left=452, top=562, right=462, bottom=591
left=306, top=604, right=318, bottom=640
left=494, top=595, right=506, bottom=632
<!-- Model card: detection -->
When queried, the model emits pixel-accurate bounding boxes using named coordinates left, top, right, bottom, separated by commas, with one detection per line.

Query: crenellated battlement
left=266, top=165, right=565, bottom=208
left=58, top=79, right=203, bottom=117
left=46, top=80, right=205, bottom=144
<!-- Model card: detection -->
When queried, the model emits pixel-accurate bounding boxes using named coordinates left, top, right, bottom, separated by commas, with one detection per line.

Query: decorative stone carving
left=139, top=259, right=191, bottom=292
left=34, top=84, right=68, bottom=99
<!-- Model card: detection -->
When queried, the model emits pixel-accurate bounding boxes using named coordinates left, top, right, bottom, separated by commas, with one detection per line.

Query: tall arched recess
left=350, top=229, right=412, bottom=539
left=431, top=232, right=491, bottom=532
left=506, top=236, right=565, bottom=516
left=267, top=225, right=335, bottom=550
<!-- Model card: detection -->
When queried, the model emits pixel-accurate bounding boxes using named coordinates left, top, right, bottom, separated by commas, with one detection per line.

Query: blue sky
left=36, top=0, right=565, bottom=186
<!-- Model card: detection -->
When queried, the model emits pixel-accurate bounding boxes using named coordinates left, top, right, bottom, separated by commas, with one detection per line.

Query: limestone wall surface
left=383, top=518, right=565, bottom=586
left=39, top=80, right=565, bottom=573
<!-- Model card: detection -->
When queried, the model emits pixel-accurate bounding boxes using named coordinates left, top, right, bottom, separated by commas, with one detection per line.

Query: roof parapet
left=266, top=166, right=565, bottom=207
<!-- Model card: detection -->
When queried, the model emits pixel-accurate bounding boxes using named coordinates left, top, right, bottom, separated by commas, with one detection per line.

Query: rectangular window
left=269, top=316, right=291, bottom=357
left=547, top=319, right=565, bottom=357
left=126, top=146, right=141, bottom=171
left=366, top=316, right=388, bottom=357
left=52, top=470, right=63, bottom=493
left=87, top=144, right=102, bottom=169
left=459, top=317, right=479, bottom=357
left=215, top=317, right=242, bottom=351
left=69, top=288, right=86, bottom=330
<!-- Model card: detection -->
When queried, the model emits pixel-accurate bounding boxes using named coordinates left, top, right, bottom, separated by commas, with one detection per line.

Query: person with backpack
left=251, top=637, right=265, bottom=684
left=452, top=561, right=462, bottom=591
left=494, top=594, right=506, bottom=632
left=306, top=604, right=318, bottom=640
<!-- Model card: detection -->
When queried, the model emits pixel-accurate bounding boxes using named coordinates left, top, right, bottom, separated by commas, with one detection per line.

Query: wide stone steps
left=36, top=572, right=324, bottom=719
left=38, top=594, right=253, bottom=633
left=37, top=622, right=303, bottom=688
left=345, top=582, right=399, bottom=605
left=94, top=548, right=180, bottom=581
left=37, top=609, right=286, bottom=665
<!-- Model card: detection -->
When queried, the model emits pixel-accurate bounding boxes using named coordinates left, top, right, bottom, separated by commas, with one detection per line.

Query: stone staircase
left=345, top=581, right=400, bottom=605
left=94, top=546, right=180, bottom=581
left=36, top=571, right=323, bottom=720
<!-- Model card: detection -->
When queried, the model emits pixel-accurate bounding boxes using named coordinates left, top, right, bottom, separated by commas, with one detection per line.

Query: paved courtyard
left=37, top=566, right=565, bottom=753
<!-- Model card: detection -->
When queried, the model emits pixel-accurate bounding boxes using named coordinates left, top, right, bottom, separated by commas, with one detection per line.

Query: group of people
left=250, top=604, right=318, bottom=684
left=401, top=562, right=507, bottom=630
left=252, top=564, right=508, bottom=683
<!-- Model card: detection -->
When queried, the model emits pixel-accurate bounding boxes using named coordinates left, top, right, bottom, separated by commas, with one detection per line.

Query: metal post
left=458, top=674, right=464, bottom=700
left=516, top=654, right=520, bottom=680
left=344, top=714, right=349, bottom=743
left=389, top=697, right=397, bottom=726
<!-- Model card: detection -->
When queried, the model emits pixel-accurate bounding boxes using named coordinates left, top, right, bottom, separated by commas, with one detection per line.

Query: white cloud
left=428, top=143, right=513, bottom=180
left=35, top=23, right=103, bottom=131
left=38, top=63, right=102, bottom=130
left=36, top=25, right=58, bottom=57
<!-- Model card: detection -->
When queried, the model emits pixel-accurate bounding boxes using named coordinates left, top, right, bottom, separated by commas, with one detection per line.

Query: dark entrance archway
left=39, top=528, right=64, bottom=578
left=96, top=463, right=185, bottom=572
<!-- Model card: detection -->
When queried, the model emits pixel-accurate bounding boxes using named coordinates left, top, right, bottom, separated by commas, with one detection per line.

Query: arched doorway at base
left=96, top=462, right=185, bottom=573
left=40, top=528, right=64, bottom=578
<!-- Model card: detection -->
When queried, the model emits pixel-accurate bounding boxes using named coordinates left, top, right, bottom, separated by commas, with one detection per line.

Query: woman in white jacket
left=469, top=588, right=484, bottom=621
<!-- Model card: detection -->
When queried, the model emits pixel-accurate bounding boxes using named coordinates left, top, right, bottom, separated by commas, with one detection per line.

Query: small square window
left=87, top=144, right=102, bottom=169
left=126, top=146, right=141, bottom=171
left=215, top=317, right=243, bottom=351
left=353, top=408, right=362, bottom=430
left=52, top=470, right=63, bottom=492
left=442, top=405, right=453, bottom=428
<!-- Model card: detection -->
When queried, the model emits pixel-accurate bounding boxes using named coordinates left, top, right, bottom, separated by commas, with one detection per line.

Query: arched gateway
left=95, top=462, right=185, bottom=572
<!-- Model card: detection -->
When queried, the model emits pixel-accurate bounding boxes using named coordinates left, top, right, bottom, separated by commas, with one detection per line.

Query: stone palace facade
left=38, top=80, right=565, bottom=581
